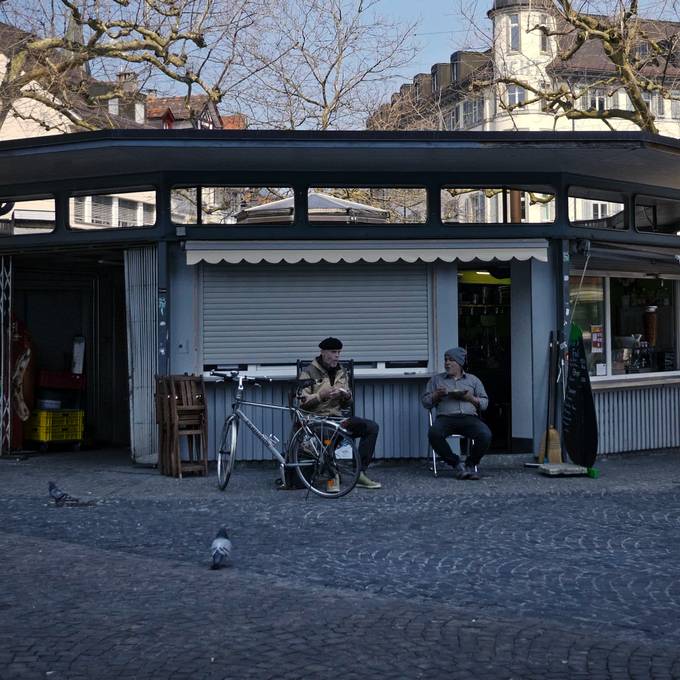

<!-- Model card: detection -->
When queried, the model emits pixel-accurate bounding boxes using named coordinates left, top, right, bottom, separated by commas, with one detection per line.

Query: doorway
left=11, top=251, right=130, bottom=452
left=458, top=269, right=511, bottom=451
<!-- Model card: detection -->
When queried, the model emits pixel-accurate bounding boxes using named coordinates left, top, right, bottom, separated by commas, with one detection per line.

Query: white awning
left=185, top=239, right=549, bottom=265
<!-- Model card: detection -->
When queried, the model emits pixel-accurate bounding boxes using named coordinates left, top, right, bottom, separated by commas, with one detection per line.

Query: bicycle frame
left=222, top=371, right=350, bottom=468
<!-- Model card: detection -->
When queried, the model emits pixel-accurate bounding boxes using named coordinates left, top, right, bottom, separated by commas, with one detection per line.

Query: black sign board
left=562, top=324, right=598, bottom=468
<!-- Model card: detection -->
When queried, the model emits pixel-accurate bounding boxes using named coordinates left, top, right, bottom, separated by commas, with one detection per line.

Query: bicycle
left=211, top=370, right=361, bottom=498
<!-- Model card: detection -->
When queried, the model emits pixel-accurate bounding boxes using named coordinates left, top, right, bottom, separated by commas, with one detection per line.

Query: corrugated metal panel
left=594, top=385, right=680, bottom=454
left=205, top=378, right=430, bottom=461
left=202, top=263, right=430, bottom=364
left=124, top=246, right=158, bottom=463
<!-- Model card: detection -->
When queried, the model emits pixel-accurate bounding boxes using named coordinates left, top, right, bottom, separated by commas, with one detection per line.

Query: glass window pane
left=171, top=186, right=294, bottom=225
left=69, top=189, right=156, bottom=230
left=568, top=187, right=626, bottom=229
left=310, top=187, right=426, bottom=224
left=441, top=187, right=554, bottom=224
left=171, top=187, right=198, bottom=224
left=610, top=277, right=676, bottom=375
left=0, top=197, right=55, bottom=236
left=635, top=194, right=680, bottom=235
left=205, top=187, right=293, bottom=225
left=570, top=276, right=606, bottom=376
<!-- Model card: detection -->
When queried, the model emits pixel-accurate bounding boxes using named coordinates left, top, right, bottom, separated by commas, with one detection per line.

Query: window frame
left=67, top=186, right=157, bottom=231
left=508, top=13, right=521, bottom=52
left=0, top=193, right=57, bottom=236
left=572, top=270, right=680, bottom=382
left=633, top=193, right=680, bottom=236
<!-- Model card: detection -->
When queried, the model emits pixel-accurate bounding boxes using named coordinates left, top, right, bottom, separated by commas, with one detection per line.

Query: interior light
left=475, top=271, right=491, bottom=275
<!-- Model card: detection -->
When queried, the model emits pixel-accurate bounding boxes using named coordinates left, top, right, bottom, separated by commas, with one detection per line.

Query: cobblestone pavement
left=1, top=448, right=680, bottom=679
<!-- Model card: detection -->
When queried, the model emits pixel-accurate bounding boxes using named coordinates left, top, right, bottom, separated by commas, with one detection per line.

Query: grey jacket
left=422, top=371, right=489, bottom=416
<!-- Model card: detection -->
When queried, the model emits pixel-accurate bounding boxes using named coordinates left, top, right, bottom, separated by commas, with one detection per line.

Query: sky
left=388, top=0, right=491, bottom=80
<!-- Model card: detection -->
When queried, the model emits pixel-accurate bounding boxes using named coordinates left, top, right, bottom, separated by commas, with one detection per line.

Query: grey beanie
left=444, top=347, right=466, bottom=365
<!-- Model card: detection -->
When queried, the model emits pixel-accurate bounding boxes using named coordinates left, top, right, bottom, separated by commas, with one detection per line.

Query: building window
left=450, top=105, right=460, bottom=130
left=118, top=198, right=138, bottom=227
left=570, top=275, right=678, bottom=377
left=135, top=101, right=145, bottom=124
left=671, top=92, right=680, bottom=118
left=69, top=189, right=155, bottom=230
left=91, top=196, right=113, bottom=226
left=539, top=14, right=549, bottom=53
left=108, top=98, right=119, bottom=116
left=610, top=278, right=676, bottom=375
left=441, top=186, right=555, bottom=224
left=589, top=89, right=606, bottom=112
left=592, top=202, right=608, bottom=220
left=568, top=187, right=626, bottom=230
left=569, top=276, right=606, bottom=377
left=655, top=94, right=665, bottom=118
left=0, top=196, right=56, bottom=236
left=635, top=194, right=680, bottom=235
left=463, top=100, right=484, bottom=127
left=310, top=187, right=427, bottom=224
left=507, top=85, right=526, bottom=107
left=509, top=14, right=520, bottom=51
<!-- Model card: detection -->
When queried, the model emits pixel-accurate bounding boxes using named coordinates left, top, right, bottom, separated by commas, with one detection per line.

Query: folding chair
left=427, top=408, right=474, bottom=477
left=166, top=374, right=208, bottom=478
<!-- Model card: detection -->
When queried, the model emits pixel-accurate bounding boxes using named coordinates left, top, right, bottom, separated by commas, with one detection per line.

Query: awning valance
left=185, top=239, right=549, bottom=265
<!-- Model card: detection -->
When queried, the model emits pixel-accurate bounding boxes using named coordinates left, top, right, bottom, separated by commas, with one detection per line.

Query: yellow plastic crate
left=24, top=410, right=84, bottom=443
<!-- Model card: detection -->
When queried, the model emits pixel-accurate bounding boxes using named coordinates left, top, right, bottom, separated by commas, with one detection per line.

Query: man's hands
left=318, top=385, right=350, bottom=401
left=432, top=386, right=479, bottom=407
left=433, top=387, right=448, bottom=403
left=461, top=391, right=479, bottom=407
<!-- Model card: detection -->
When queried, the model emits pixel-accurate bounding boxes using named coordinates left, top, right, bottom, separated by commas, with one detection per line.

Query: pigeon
left=48, top=481, right=94, bottom=507
left=210, top=527, right=232, bottom=569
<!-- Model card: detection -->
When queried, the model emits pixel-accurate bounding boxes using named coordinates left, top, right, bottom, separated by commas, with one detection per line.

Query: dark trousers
left=428, top=414, right=492, bottom=467
left=344, top=416, right=379, bottom=471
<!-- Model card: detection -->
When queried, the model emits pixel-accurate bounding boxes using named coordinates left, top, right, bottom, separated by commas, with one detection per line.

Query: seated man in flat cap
left=422, top=346, right=491, bottom=480
left=298, top=337, right=381, bottom=489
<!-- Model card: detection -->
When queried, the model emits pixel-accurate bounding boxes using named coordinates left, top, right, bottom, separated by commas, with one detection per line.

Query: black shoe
left=465, top=463, right=480, bottom=480
left=453, top=462, right=471, bottom=480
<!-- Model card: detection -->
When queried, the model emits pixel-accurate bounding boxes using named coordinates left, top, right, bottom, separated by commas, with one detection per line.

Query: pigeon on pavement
left=48, top=481, right=95, bottom=507
left=210, top=527, right=232, bottom=569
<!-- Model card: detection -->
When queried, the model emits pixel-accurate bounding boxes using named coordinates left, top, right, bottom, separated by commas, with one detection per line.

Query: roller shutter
left=202, top=262, right=430, bottom=365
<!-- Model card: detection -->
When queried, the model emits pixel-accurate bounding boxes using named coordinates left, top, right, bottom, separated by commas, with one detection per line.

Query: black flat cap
left=319, top=337, right=343, bottom=350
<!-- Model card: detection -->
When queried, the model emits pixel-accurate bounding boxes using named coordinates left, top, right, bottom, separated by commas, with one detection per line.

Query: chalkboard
left=562, top=324, right=598, bottom=467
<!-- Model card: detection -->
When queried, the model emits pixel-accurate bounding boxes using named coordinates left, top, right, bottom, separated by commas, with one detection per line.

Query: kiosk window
left=0, top=197, right=55, bottom=236
left=441, top=187, right=554, bottom=224
left=568, top=187, right=626, bottom=230
left=635, top=195, right=680, bottom=235
left=69, top=189, right=156, bottom=230
left=171, top=186, right=293, bottom=225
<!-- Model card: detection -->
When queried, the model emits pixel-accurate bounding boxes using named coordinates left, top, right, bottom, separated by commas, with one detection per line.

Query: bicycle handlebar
left=210, top=370, right=272, bottom=385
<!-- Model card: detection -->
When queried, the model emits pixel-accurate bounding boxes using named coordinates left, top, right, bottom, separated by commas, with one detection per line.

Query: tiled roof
left=146, top=95, right=209, bottom=120
left=220, top=114, right=247, bottom=129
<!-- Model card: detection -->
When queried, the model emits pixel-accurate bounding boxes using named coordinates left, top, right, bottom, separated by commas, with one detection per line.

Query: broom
left=538, top=331, right=563, bottom=464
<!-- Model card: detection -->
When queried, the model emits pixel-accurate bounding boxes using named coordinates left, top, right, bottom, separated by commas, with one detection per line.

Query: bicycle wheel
left=217, top=416, right=238, bottom=491
left=289, top=423, right=360, bottom=498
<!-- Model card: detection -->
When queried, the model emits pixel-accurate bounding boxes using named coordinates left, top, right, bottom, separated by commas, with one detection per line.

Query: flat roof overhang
left=2, top=129, right=680, bottom=191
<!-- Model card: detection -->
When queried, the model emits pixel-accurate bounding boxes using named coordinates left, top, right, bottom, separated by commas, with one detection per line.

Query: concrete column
left=432, top=262, right=458, bottom=372
left=511, top=256, right=555, bottom=453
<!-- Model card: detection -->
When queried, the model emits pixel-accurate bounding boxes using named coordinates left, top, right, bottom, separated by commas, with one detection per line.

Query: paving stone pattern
left=1, top=449, right=680, bottom=679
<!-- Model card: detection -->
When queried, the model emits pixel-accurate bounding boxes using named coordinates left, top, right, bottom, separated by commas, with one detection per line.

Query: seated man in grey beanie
left=422, top=347, right=491, bottom=480
left=299, top=337, right=381, bottom=490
